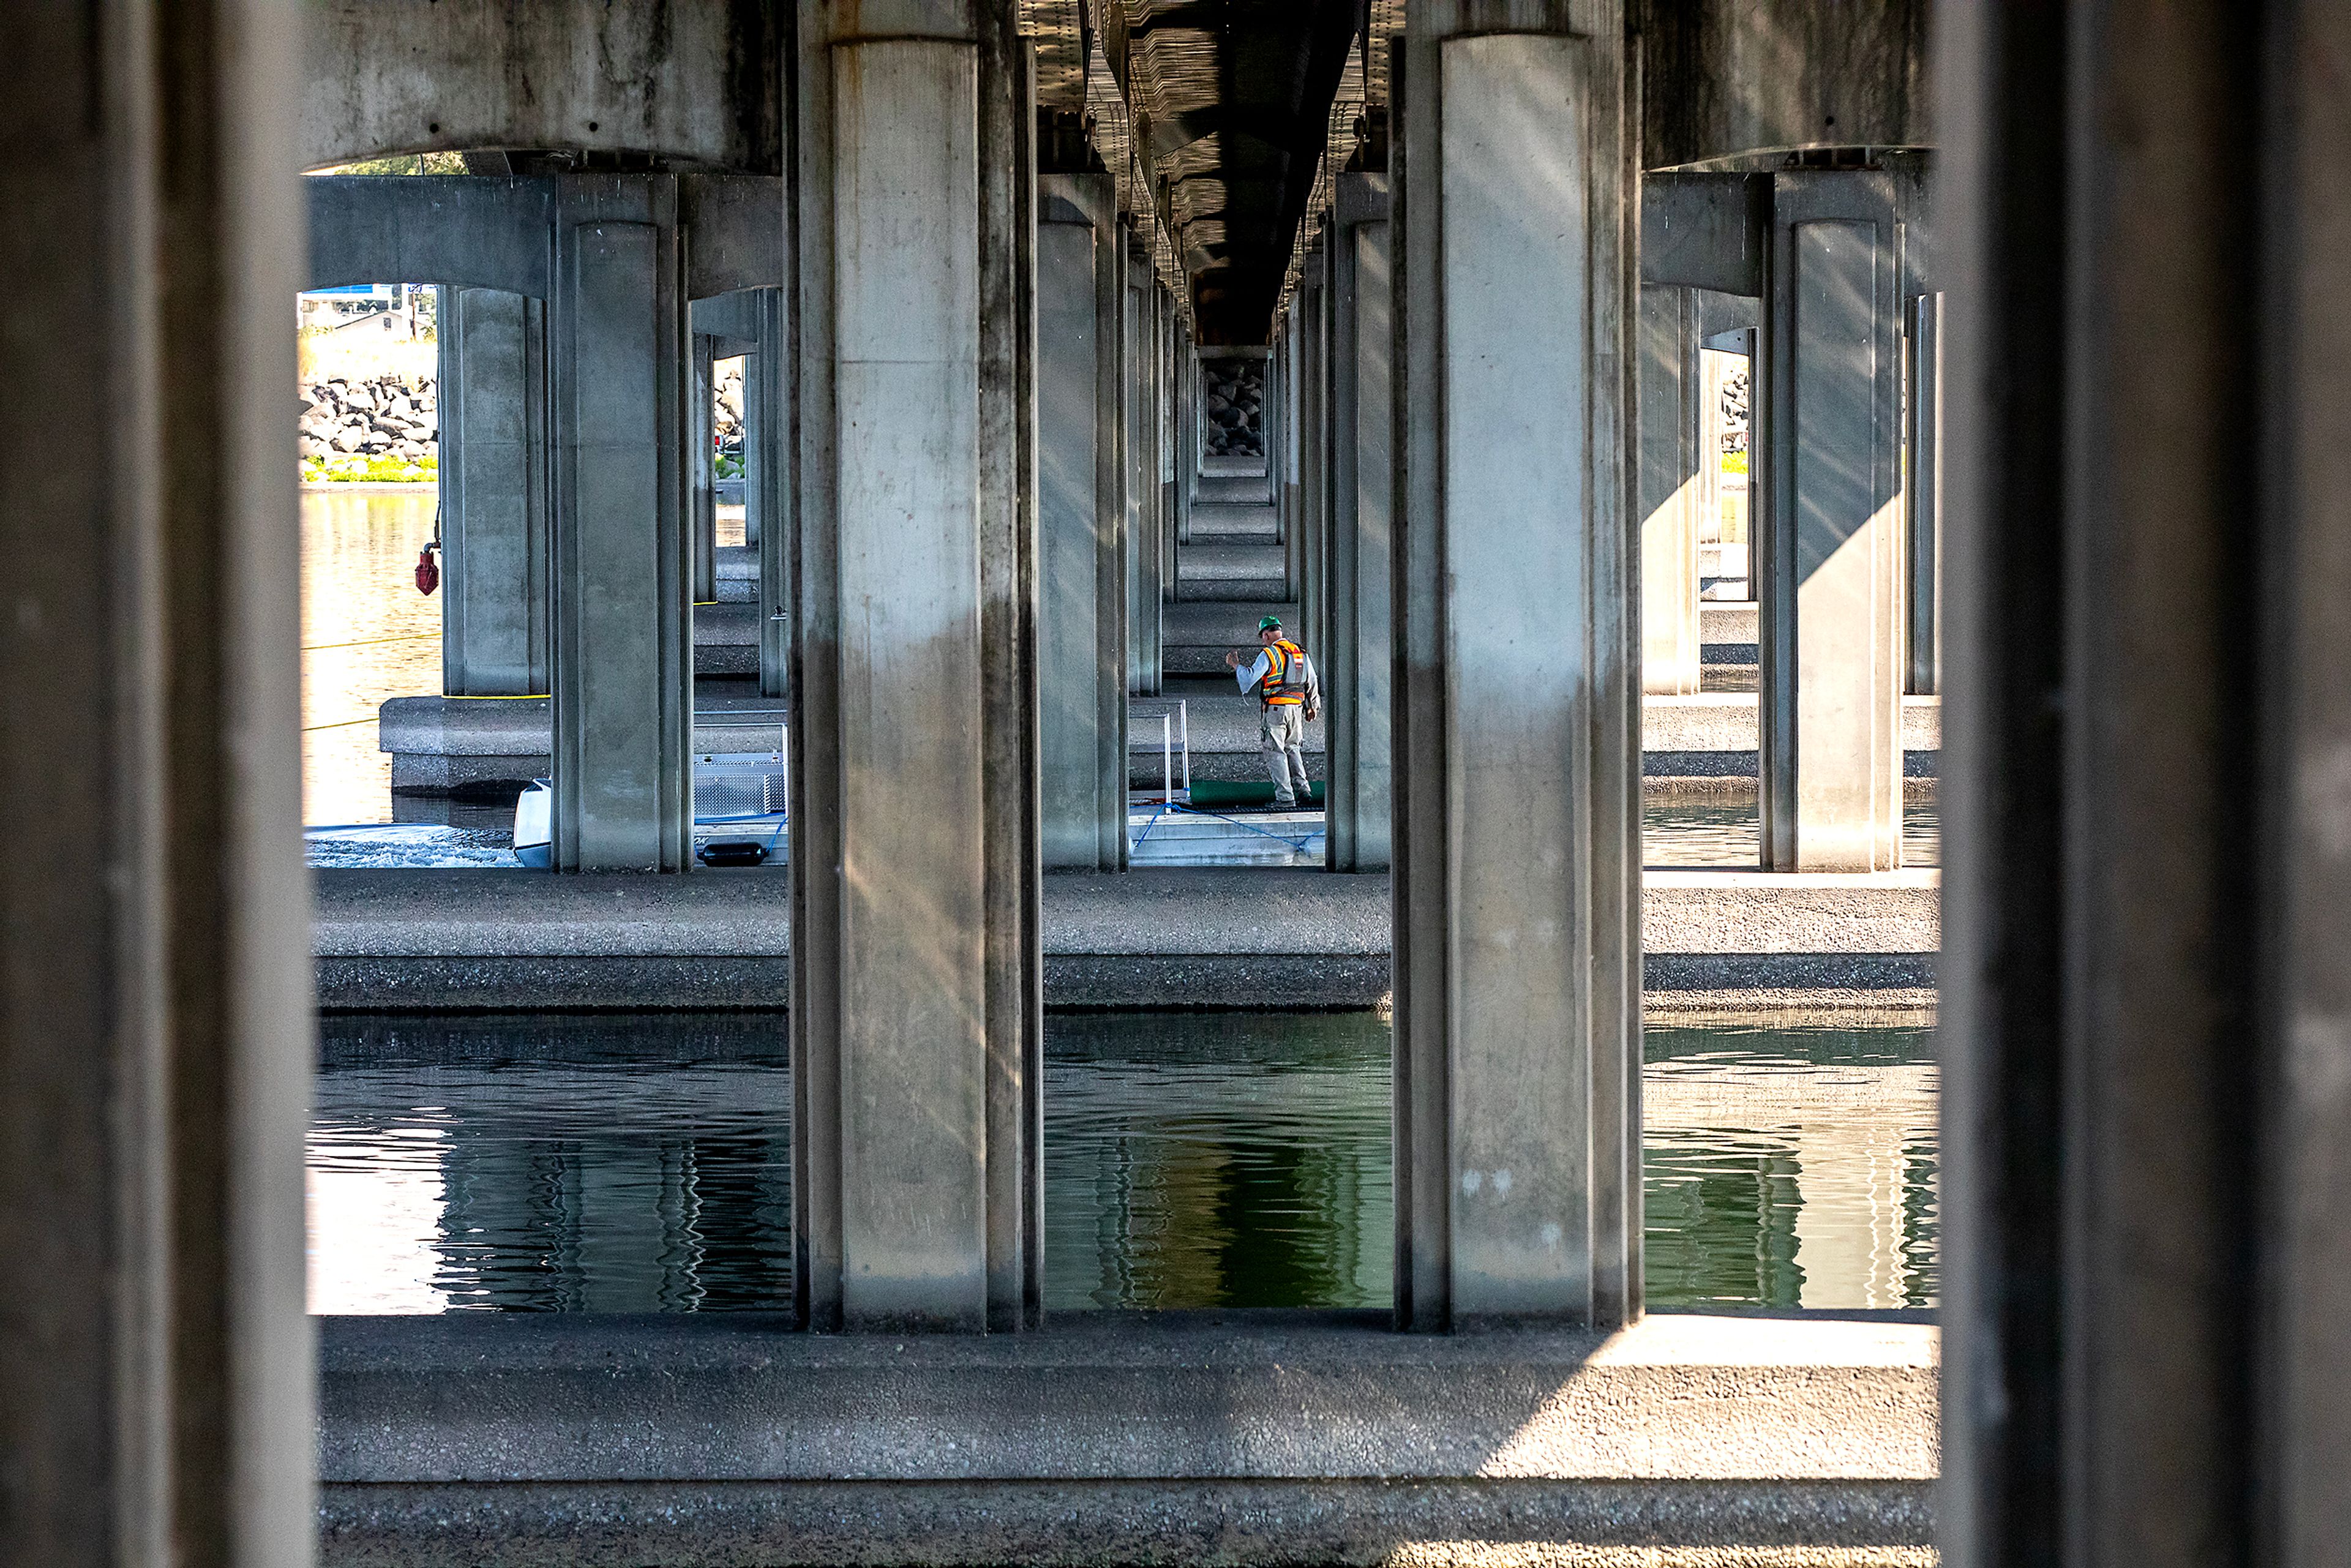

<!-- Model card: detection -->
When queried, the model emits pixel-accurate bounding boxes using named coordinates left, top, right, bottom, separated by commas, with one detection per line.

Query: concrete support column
left=1281, top=310, right=1305, bottom=595
left=1174, top=343, right=1198, bottom=544
left=1039, top=174, right=1127, bottom=870
left=1943, top=1, right=2351, bottom=1560
left=1905, top=291, right=1941, bottom=696
left=2, top=2, right=313, bottom=1561
left=744, top=293, right=790, bottom=699
left=688, top=328, right=719, bottom=604
left=438, top=287, right=551, bottom=695
left=1327, top=174, right=1392, bottom=871
left=1158, top=287, right=1179, bottom=609
left=791, top=2, right=1040, bottom=1331
left=1392, top=4, right=1640, bottom=1328
left=547, top=177, right=692, bottom=871
left=1299, top=244, right=1332, bottom=664
left=1757, top=173, right=1906, bottom=872
left=692, top=288, right=790, bottom=699
left=1637, top=285, right=1703, bottom=696
left=1123, top=234, right=1161, bottom=695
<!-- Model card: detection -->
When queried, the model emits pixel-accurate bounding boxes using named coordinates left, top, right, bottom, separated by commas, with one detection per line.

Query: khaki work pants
left=1261, top=702, right=1310, bottom=805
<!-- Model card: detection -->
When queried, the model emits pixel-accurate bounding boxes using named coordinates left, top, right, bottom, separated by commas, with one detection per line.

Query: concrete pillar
left=1391, top=4, right=1640, bottom=1328
left=1299, top=243, right=1332, bottom=666
left=547, top=177, right=693, bottom=871
left=1638, top=285, right=1704, bottom=697
left=1123, top=233, right=1161, bottom=695
left=688, top=328, right=719, bottom=604
left=1158, top=287, right=1179, bottom=611
left=1281, top=310, right=1305, bottom=596
left=1940, top=0, right=2351, bottom=1560
left=744, top=293, right=790, bottom=700
left=3, top=2, right=313, bottom=1561
left=1039, top=174, right=1127, bottom=870
left=438, top=287, right=551, bottom=695
left=693, top=288, right=790, bottom=699
left=1757, top=173, right=1906, bottom=873
left=1905, top=291, right=1941, bottom=696
left=1327, top=174, right=1393, bottom=871
left=1174, top=343, right=1198, bottom=544
left=790, top=1, right=1040, bottom=1332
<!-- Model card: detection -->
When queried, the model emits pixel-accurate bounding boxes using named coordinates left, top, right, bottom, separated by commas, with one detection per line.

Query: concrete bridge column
left=1392, top=3, right=1640, bottom=1328
left=3, top=2, right=312, bottom=1560
left=744, top=292, right=789, bottom=699
left=790, top=1, right=1041, bottom=1331
left=547, top=177, right=693, bottom=871
left=691, top=288, right=789, bottom=698
left=1299, top=241, right=1332, bottom=668
left=1158, top=287, right=1179, bottom=615
left=1638, top=285, right=1704, bottom=697
left=1905, top=290, right=1941, bottom=696
left=1123, top=234, right=1163, bottom=696
left=1280, top=309, right=1305, bottom=596
left=1174, top=339, right=1198, bottom=544
left=437, top=287, right=551, bottom=695
left=1327, top=174, right=1393, bottom=872
left=687, top=326, right=720, bottom=604
left=1757, top=171, right=1907, bottom=872
left=1038, top=174, right=1127, bottom=870
left=1943, top=1, right=2351, bottom=1556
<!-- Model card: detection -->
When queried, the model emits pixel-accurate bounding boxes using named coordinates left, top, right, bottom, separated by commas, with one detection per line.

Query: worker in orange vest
left=1225, top=614, right=1322, bottom=810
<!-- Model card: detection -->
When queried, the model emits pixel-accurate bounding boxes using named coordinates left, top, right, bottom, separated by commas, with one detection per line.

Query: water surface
left=302, top=488, right=441, bottom=827
left=310, top=1010, right=1935, bottom=1316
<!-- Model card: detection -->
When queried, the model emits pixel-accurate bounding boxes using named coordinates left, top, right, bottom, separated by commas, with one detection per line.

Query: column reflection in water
left=1043, top=1013, right=1393, bottom=1311
left=308, top=1011, right=1937, bottom=1312
left=1642, top=1016, right=1938, bottom=1310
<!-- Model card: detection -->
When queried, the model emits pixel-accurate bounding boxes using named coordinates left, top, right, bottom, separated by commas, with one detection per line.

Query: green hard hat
left=1259, top=615, right=1283, bottom=632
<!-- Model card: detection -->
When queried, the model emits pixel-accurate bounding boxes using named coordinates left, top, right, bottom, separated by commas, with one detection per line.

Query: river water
left=310, top=1009, right=1936, bottom=1316
left=302, top=487, right=441, bottom=827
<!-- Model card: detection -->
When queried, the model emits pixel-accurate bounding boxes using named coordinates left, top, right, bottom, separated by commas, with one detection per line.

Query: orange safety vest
left=1260, top=639, right=1307, bottom=707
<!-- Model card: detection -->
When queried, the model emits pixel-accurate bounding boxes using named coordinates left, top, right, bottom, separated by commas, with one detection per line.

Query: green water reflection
left=308, top=1010, right=1936, bottom=1314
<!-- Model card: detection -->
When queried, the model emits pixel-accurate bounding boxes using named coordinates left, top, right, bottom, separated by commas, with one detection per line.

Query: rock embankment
left=301, top=372, right=437, bottom=467
left=1201, top=359, right=1264, bottom=458
left=296, top=362, right=748, bottom=476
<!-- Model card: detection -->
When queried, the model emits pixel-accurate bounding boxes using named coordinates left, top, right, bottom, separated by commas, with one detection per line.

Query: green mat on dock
left=1185, top=779, right=1325, bottom=809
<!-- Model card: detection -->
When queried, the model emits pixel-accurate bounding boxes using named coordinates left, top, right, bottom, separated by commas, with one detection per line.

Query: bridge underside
left=12, top=2, right=2347, bottom=1567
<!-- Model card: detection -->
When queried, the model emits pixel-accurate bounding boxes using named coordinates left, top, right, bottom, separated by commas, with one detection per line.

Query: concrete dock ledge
left=317, top=1313, right=1937, bottom=1566
left=313, top=868, right=1937, bottom=1012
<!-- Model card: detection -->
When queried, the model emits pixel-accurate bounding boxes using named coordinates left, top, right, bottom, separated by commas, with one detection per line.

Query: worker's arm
left=1229, top=648, right=1272, bottom=694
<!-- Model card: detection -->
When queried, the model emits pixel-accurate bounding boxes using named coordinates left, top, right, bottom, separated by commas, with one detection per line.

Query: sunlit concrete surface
left=315, top=1313, right=1936, bottom=1566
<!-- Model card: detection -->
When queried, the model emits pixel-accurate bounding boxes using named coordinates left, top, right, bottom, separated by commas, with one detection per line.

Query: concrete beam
left=790, top=1, right=1040, bottom=1332
left=305, top=174, right=784, bottom=299
left=301, top=0, right=784, bottom=174
left=1393, top=4, right=1642, bottom=1329
left=2, top=3, right=313, bottom=1562
left=1640, top=1, right=1931, bottom=170
left=1641, top=172, right=1768, bottom=295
